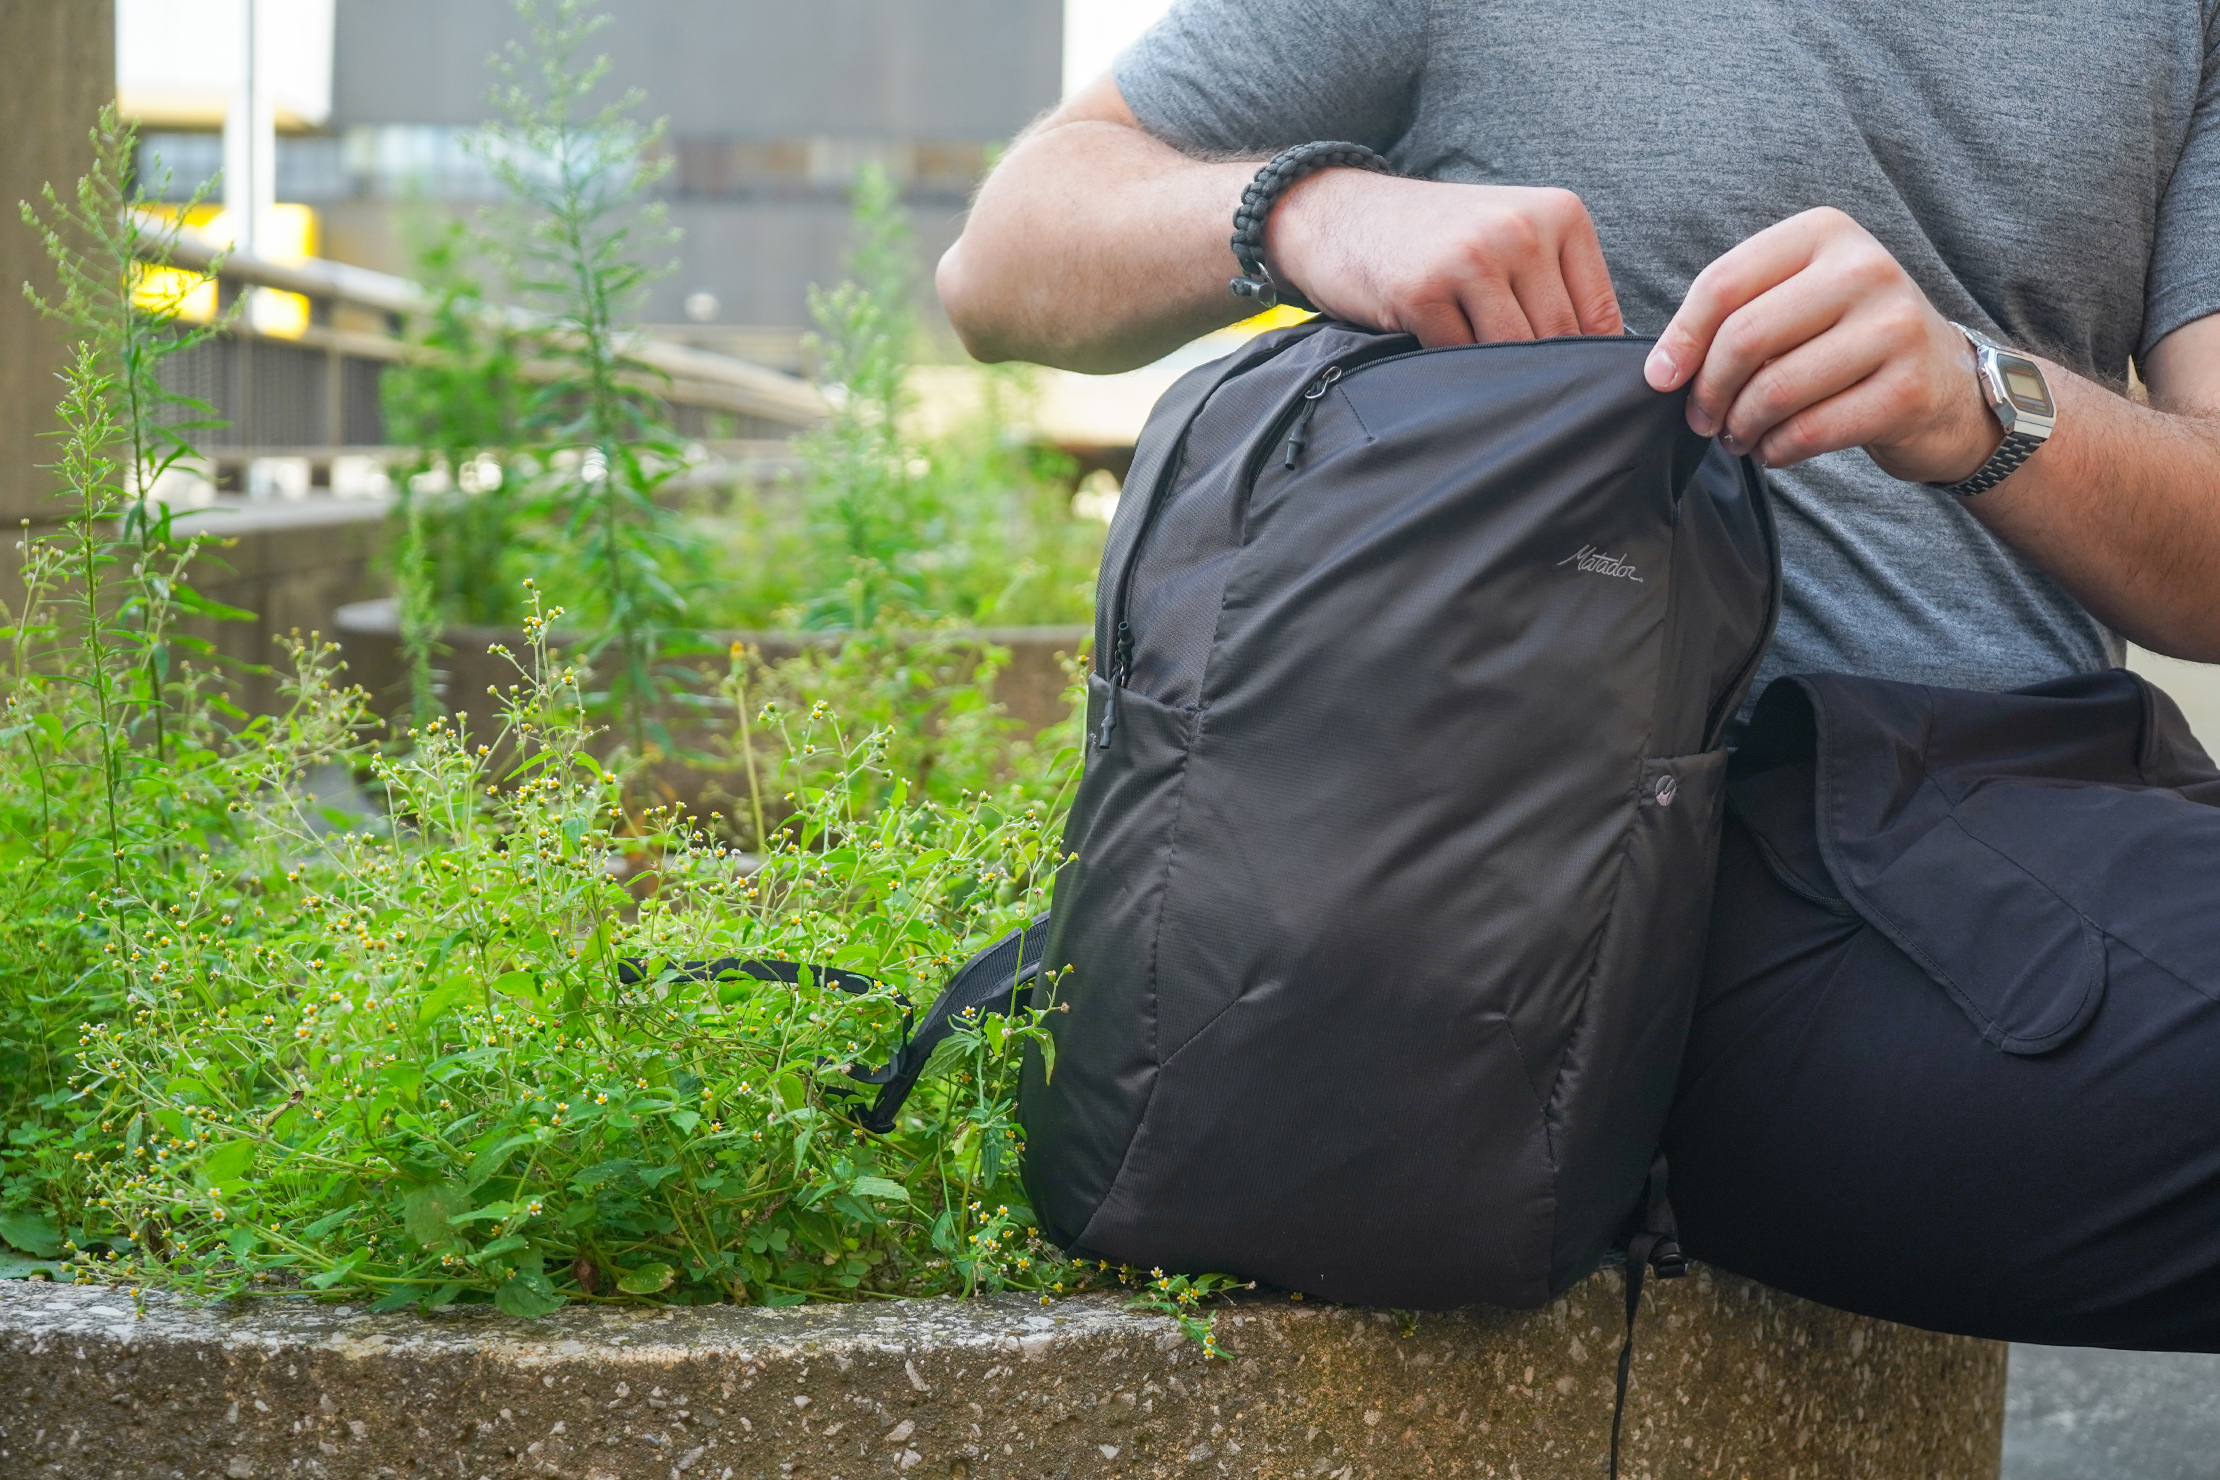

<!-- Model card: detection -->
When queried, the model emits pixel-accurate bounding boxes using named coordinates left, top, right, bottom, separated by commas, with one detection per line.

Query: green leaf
left=200, top=1139, right=254, bottom=1187
left=368, top=1287, right=419, bottom=1313
left=849, top=1176, right=910, bottom=1204
left=490, top=969, right=538, bottom=1003
left=1032, top=1024, right=1057, bottom=1084
left=401, top=1181, right=471, bottom=1249
left=0, top=1212, right=63, bottom=1259
left=0, top=1255, right=68, bottom=1281
left=417, top=976, right=475, bottom=1026
left=572, top=1158, right=638, bottom=1190
left=494, top=1268, right=565, bottom=1318
left=302, top=1202, right=363, bottom=1240
left=379, top=1060, right=424, bottom=1101
left=475, top=1234, right=530, bottom=1261
left=916, top=1033, right=974, bottom=1085
left=616, top=1261, right=675, bottom=1294
left=466, top=1134, right=537, bottom=1191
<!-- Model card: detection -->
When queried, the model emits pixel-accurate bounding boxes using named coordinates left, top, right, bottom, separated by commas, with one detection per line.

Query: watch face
left=1996, top=354, right=2054, bottom=417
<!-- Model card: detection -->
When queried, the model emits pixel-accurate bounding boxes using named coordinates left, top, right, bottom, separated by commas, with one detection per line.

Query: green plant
left=1125, top=1269, right=1250, bottom=1360
left=0, top=28, right=1177, bottom=1339
left=1, top=357, right=363, bottom=1262
left=482, top=0, right=686, bottom=754
left=382, top=205, right=531, bottom=716
left=696, top=621, right=1077, bottom=851
left=796, top=162, right=927, bottom=627
left=19, top=105, right=244, bottom=767
left=2, top=112, right=276, bottom=1224
left=61, top=593, right=1083, bottom=1310
left=779, top=166, right=1101, bottom=634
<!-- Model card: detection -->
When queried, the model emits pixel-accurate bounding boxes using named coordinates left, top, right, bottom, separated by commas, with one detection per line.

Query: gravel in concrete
left=1, top=1265, right=2004, bottom=1479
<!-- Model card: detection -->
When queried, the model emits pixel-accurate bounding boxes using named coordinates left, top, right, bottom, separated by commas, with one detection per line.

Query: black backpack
left=1019, top=322, right=1779, bottom=1310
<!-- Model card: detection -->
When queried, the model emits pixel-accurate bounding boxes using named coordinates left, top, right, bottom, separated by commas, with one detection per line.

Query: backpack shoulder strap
left=620, top=913, right=1055, bottom=1135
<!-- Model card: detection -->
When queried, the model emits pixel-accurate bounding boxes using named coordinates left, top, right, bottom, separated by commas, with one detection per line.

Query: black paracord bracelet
left=1230, top=141, right=1394, bottom=312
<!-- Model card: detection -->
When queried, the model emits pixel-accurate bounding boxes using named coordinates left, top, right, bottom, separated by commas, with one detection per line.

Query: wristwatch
left=1932, top=322, right=2056, bottom=497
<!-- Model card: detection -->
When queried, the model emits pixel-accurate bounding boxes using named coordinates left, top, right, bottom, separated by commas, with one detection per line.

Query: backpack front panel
left=1023, top=326, right=1397, bottom=1249
left=1021, top=676, right=1192, bottom=1250
left=1029, top=331, right=1774, bottom=1308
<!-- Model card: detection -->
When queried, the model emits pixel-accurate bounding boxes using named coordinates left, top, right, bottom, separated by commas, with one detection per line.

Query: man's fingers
left=1746, top=370, right=1901, bottom=469
left=1719, top=330, right=1890, bottom=465
left=1557, top=212, right=1623, bottom=335
left=1685, top=275, right=1860, bottom=435
left=1400, top=297, right=1478, bottom=349
left=1511, top=263, right=1584, bottom=340
left=1646, top=207, right=1845, bottom=392
left=1458, top=280, right=1538, bottom=343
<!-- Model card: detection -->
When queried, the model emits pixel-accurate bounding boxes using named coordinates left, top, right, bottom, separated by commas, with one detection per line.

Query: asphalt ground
left=2005, top=1345, right=2220, bottom=1479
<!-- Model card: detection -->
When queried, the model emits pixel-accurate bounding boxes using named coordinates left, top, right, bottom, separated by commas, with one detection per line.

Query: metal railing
left=145, top=230, right=827, bottom=492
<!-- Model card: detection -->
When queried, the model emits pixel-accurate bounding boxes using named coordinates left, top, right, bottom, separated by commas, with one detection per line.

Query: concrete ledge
left=0, top=1265, right=2002, bottom=1480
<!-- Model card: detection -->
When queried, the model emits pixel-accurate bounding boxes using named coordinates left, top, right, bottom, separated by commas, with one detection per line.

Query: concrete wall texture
left=0, top=0, right=116, bottom=525
left=0, top=1267, right=2007, bottom=1480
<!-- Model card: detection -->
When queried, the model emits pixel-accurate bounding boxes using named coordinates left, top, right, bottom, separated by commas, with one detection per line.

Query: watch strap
left=1939, top=429, right=2045, bottom=498
left=1230, top=141, right=1393, bottom=312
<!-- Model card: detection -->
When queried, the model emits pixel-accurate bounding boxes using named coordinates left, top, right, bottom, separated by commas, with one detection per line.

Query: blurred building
left=131, top=0, right=1063, bottom=363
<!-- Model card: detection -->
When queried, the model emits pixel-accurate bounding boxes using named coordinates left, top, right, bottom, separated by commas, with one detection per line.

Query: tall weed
left=482, top=0, right=686, bottom=753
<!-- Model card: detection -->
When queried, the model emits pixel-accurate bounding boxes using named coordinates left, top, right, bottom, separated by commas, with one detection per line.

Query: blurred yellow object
left=1232, top=303, right=1317, bottom=335
left=132, top=203, right=221, bottom=323
left=132, top=262, right=218, bottom=324
left=134, top=202, right=321, bottom=338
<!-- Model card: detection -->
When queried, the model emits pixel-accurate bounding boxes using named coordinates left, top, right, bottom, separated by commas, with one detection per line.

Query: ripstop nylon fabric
left=1021, top=325, right=1779, bottom=1308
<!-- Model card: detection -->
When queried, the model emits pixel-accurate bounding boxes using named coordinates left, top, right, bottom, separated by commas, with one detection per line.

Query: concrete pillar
left=0, top=0, right=115, bottom=524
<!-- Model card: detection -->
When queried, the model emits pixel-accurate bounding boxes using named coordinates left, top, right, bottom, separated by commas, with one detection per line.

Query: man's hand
left=941, top=73, right=1626, bottom=369
left=1643, top=207, right=2001, bottom=482
left=1267, top=172, right=1623, bottom=344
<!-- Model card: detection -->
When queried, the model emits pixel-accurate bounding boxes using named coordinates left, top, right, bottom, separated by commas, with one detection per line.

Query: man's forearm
left=1971, top=341, right=2220, bottom=662
left=942, top=76, right=1627, bottom=372
left=937, top=84, right=1257, bottom=373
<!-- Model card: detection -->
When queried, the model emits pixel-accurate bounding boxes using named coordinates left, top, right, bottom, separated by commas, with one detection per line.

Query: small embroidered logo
left=1558, top=545, right=1644, bottom=583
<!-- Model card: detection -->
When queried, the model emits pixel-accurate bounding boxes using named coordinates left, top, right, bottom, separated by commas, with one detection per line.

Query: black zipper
left=1093, top=619, right=1134, bottom=748
left=1282, top=365, right=1343, bottom=468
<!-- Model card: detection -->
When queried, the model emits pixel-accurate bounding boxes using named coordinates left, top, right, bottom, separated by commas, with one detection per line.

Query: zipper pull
left=1283, top=365, right=1343, bottom=469
left=1094, top=620, right=1134, bottom=748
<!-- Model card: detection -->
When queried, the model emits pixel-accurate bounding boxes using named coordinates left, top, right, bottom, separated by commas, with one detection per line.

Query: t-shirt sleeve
left=1113, top=0, right=1432, bottom=157
left=2144, top=7, right=2220, bottom=356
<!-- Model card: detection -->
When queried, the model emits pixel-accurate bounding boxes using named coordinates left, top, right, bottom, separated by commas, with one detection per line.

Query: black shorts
left=1662, top=669, right=2220, bottom=1352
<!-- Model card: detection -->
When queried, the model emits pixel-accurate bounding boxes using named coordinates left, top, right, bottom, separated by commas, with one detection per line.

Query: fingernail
left=1694, top=410, right=1720, bottom=439
left=1644, top=347, right=1676, bottom=389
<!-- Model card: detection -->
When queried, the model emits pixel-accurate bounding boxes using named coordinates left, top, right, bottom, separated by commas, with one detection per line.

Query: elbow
left=935, top=239, right=1015, bottom=365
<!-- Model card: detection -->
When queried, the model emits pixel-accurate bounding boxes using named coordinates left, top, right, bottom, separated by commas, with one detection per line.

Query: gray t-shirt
left=1118, top=1, right=2220, bottom=704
